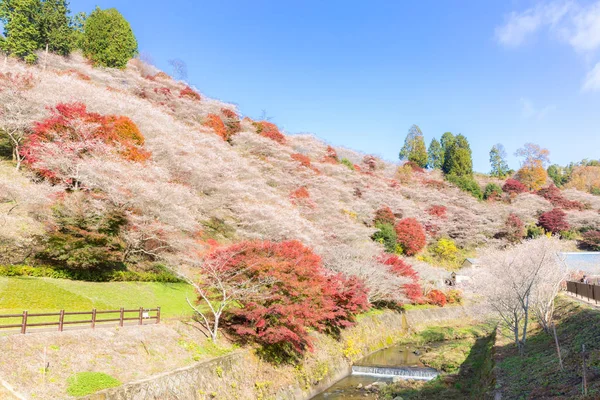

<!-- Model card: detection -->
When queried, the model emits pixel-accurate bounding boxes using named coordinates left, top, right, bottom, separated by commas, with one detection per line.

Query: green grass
left=397, top=320, right=495, bottom=346
left=0, top=276, right=195, bottom=324
left=495, top=295, right=600, bottom=399
left=66, top=372, right=121, bottom=396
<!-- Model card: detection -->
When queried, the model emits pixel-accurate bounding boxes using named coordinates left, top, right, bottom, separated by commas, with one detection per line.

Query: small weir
left=311, top=343, right=441, bottom=399
left=351, top=365, right=439, bottom=380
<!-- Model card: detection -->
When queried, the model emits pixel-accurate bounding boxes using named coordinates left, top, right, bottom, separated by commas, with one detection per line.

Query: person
left=581, top=275, right=590, bottom=284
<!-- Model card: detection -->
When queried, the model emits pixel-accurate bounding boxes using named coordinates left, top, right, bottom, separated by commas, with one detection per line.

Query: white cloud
left=495, top=1, right=574, bottom=47
left=519, top=97, right=556, bottom=119
left=582, top=62, right=600, bottom=91
left=568, top=2, right=600, bottom=52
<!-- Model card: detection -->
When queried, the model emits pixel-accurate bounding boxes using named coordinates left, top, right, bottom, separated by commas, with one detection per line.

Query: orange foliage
left=57, top=69, right=91, bottom=81
left=252, top=121, right=286, bottom=144
left=179, top=86, right=201, bottom=101
left=515, top=164, right=548, bottom=191
left=220, top=108, right=241, bottom=139
left=321, top=146, right=338, bottom=164
left=291, top=187, right=310, bottom=199
left=291, top=153, right=312, bottom=168
left=203, top=114, right=229, bottom=141
left=566, top=166, right=600, bottom=193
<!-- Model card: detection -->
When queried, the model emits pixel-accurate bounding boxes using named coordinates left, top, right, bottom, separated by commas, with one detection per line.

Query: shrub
left=203, top=114, right=229, bottom=141
left=536, top=185, right=585, bottom=210
left=431, top=238, right=459, bottom=262
left=505, top=213, right=525, bottom=243
left=404, top=161, right=425, bottom=173
left=82, top=8, right=138, bottom=69
left=372, top=223, right=398, bottom=254
left=526, top=224, right=545, bottom=239
left=446, top=289, right=462, bottom=305
left=252, top=121, right=286, bottom=144
left=394, top=218, right=427, bottom=256
left=179, top=86, right=201, bottom=101
left=322, top=146, right=338, bottom=164
left=216, top=241, right=366, bottom=359
left=340, top=158, right=355, bottom=170
left=426, top=205, right=447, bottom=219
left=446, top=174, right=483, bottom=199
left=374, top=206, right=396, bottom=226
left=483, top=183, right=503, bottom=200
left=291, top=153, right=312, bottom=168
left=503, top=179, right=527, bottom=195
left=559, top=230, right=578, bottom=240
left=220, top=108, right=241, bottom=138
left=581, top=231, right=600, bottom=250
left=22, top=102, right=150, bottom=183
left=380, top=255, right=423, bottom=303
left=0, top=264, right=183, bottom=282
left=66, top=372, right=121, bottom=397
left=396, top=164, right=414, bottom=184
left=363, top=155, right=377, bottom=171
left=538, top=208, right=570, bottom=234
left=290, top=187, right=310, bottom=199
left=427, top=289, right=447, bottom=307
left=325, top=273, right=370, bottom=332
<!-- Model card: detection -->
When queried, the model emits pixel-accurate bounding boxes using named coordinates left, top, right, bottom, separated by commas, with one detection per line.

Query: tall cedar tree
left=427, top=138, right=443, bottom=169
left=0, top=0, right=41, bottom=63
left=489, top=143, right=510, bottom=177
left=443, top=134, right=473, bottom=176
left=38, top=0, right=72, bottom=56
left=399, top=125, right=428, bottom=168
left=440, top=131, right=455, bottom=165
left=82, top=7, right=137, bottom=69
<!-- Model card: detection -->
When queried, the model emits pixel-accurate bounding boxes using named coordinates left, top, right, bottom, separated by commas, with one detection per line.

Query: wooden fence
left=0, top=307, right=160, bottom=334
left=566, top=281, right=600, bottom=304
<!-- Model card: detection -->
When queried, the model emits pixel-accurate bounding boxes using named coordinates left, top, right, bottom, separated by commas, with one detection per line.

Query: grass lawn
left=0, top=276, right=195, bottom=324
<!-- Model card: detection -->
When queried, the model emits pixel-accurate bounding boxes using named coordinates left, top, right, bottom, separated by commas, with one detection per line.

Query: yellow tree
left=515, top=143, right=550, bottom=190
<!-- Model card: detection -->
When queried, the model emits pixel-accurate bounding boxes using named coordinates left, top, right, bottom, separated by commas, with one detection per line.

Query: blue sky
left=70, top=0, right=600, bottom=172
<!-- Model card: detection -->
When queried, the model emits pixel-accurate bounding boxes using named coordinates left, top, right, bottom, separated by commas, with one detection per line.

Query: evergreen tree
left=82, top=7, right=137, bottom=69
left=0, top=0, right=41, bottom=63
left=38, top=0, right=72, bottom=56
left=489, top=143, right=510, bottom=177
left=443, top=134, right=473, bottom=176
left=399, top=124, right=428, bottom=168
left=69, top=10, right=86, bottom=49
left=427, top=138, right=443, bottom=169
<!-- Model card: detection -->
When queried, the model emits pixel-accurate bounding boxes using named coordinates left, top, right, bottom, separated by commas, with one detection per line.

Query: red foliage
left=427, top=289, right=447, bottom=307
left=505, top=213, right=525, bottom=243
left=424, top=223, right=440, bottom=237
left=537, top=185, right=585, bottom=211
left=394, top=218, right=427, bottom=256
left=21, top=103, right=150, bottom=179
left=353, top=164, right=361, bottom=172
left=179, top=86, right=201, bottom=101
left=252, top=121, right=286, bottom=144
left=321, top=146, right=338, bottom=164
left=153, top=87, right=172, bottom=97
left=290, top=187, right=310, bottom=199
left=581, top=231, right=600, bottom=250
left=404, top=161, right=424, bottom=173
left=58, top=69, right=91, bottom=81
left=423, top=179, right=446, bottom=190
left=203, top=114, right=229, bottom=141
left=380, top=255, right=423, bottom=304
left=291, top=153, right=312, bottom=168
left=503, top=179, right=527, bottom=195
left=0, top=71, right=36, bottom=90
left=538, top=208, right=570, bottom=233
left=374, top=206, right=396, bottom=226
left=427, top=205, right=447, bottom=219
left=220, top=108, right=241, bottom=138
left=210, top=241, right=368, bottom=355
left=145, top=72, right=171, bottom=81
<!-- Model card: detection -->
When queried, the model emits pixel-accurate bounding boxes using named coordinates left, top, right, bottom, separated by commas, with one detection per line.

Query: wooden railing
left=566, top=281, right=600, bottom=304
left=0, top=307, right=160, bottom=334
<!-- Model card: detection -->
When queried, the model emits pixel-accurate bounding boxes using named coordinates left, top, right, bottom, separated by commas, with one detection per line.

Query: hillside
left=1, top=52, right=600, bottom=304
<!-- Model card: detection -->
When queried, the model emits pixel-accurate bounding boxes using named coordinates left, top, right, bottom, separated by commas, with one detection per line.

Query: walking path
left=564, top=291, right=600, bottom=309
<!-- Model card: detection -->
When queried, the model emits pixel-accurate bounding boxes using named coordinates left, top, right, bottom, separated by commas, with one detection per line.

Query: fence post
left=91, top=309, right=96, bottom=329
left=58, top=310, right=64, bottom=332
left=139, top=307, right=143, bottom=325
left=119, top=307, right=124, bottom=327
left=21, top=311, right=27, bottom=334
left=156, top=307, right=161, bottom=324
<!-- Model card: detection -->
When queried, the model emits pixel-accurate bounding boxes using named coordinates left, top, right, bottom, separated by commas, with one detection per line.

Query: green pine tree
left=443, top=134, right=473, bottom=176
left=82, top=7, right=137, bottom=69
left=489, top=143, right=510, bottom=177
left=38, top=0, right=72, bottom=56
left=399, top=124, right=428, bottom=168
left=0, top=0, right=41, bottom=63
left=427, top=138, right=443, bottom=169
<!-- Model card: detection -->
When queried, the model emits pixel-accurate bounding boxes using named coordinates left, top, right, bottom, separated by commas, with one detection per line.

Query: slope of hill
left=1, top=52, right=599, bottom=304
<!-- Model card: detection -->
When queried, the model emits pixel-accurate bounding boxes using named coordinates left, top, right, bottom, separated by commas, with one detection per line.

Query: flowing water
left=311, top=343, right=440, bottom=399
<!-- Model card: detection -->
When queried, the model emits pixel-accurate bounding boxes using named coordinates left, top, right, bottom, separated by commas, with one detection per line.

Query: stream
left=311, top=343, right=440, bottom=399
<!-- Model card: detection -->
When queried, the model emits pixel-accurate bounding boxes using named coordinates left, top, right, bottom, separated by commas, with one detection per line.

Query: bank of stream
left=311, top=321, right=496, bottom=399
